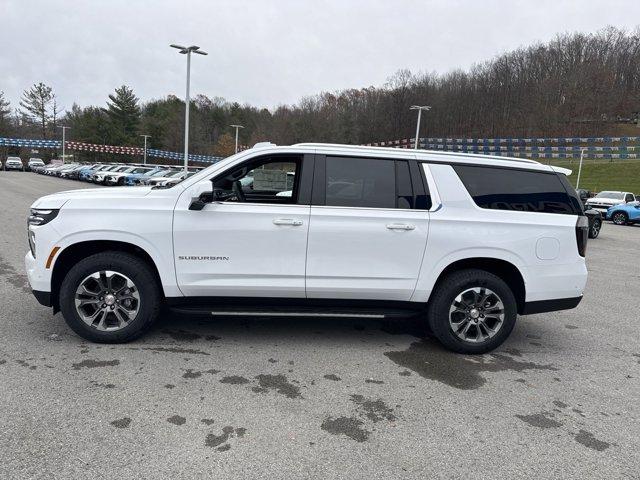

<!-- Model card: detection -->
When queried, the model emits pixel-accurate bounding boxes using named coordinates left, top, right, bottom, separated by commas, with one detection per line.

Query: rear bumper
left=521, top=296, right=582, bottom=315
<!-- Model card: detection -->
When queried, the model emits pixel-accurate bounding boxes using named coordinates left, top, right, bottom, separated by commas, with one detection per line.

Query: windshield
left=131, top=167, right=151, bottom=174
left=595, top=191, right=624, bottom=200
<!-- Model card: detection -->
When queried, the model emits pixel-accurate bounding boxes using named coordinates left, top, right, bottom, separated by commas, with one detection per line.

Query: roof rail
left=293, top=142, right=541, bottom=165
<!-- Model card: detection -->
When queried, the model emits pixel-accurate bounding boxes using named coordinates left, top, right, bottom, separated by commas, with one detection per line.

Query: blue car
left=606, top=201, right=640, bottom=225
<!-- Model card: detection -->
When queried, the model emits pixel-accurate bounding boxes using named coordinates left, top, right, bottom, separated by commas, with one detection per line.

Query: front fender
left=50, top=230, right=181, bottom=297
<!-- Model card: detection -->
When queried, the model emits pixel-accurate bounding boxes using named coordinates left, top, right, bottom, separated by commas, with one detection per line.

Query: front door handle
left=386, top=223, right=415, bottom=231
left=273, top=218, right=303, bottom=226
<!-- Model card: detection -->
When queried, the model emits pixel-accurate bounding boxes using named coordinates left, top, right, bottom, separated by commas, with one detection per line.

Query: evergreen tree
left=0, top=91, right=11, bottom=135
left=20, top=82, right=54, bottom=138
left=105, top=85, right=140, bottom=144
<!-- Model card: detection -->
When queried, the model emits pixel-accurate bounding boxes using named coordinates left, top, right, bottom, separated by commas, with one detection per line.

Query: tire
left=588, top=219, right=601, bottom=239
left=612, top=212, right=628, bottom=226
left=59, top=251, right=162, bottom=343
left=427, top=269, right=517, bottom=354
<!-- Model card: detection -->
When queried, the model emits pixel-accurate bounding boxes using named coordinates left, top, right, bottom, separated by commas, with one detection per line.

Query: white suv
left=4, top=156, right=24, bottom=171
left=25, top=143, right=588, bottom=353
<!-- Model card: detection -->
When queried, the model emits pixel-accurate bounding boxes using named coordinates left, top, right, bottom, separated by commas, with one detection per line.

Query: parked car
left=4, top=156, right=24, bottom=171
left=146, top=170, right=192, bottom=186
left=585, top=190, right=636, bottom=214
left=105, top=166, right=153, bottom=186
left=584, top=208, right=603, bottom=238
left=125, top=166, right=174, bottom=186
left=27, top=158, right=45, bottom=171
left=92, top=165, right=128, bottom=184
left=25, top=143, right=588, bottom=354
left=81, top=164, right=115, bottom=182
left=606, top=201, right=640, bottom=225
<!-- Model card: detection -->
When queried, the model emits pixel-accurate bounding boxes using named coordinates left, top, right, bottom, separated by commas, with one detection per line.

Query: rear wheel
left=612, top=212, right=628, bottom=226
left=427, top=269, right=517, bottom=354
left=589, top=218, right=601, bottom=238
left=59, top=251, right=161, bottom=343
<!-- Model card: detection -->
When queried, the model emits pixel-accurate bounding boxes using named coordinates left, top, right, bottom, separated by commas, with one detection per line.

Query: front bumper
left=5, top=164, right=23, bottom=170
left=32, top=290, right=52, bottom=307
left=25, top=250, right=50, bottom=294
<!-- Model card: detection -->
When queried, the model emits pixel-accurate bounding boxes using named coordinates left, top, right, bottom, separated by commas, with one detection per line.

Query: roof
left=287, top=142, right=553, bottom=171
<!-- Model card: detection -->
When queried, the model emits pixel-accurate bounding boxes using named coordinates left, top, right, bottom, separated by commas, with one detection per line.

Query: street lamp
left=230, top=124, right=244, bottom=153
left=410, top=105, right=431, bottom=149
left=58, top=126, right=70, bottom=164
left=140, top=134, right=151, bottom=165
left=170, top=44, right=208, bottom=172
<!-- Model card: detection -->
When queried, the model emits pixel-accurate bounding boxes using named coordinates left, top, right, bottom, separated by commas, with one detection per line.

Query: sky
left=1, top=0, right=639, bottom=113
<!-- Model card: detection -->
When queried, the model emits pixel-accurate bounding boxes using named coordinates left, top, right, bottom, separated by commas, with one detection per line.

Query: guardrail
left=0, top=137, right=222, bottom=164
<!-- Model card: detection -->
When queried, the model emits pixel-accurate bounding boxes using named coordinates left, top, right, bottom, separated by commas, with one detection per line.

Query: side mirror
left=188, top=191, right=213, bottom=211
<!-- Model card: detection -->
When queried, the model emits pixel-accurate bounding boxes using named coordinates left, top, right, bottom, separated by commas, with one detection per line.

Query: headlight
left=28, top=208, right=59, bottom=226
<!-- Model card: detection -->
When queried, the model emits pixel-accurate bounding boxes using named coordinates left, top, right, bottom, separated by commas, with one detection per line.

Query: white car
left=27, top=158, right=45, bottom=171
left=25, top=143, right=588, bottom=354
left=104, top=166, right=153, bottom=186
left=4, top=156, right=24, bottom=171
left=585, top=190, right=636, bottom=214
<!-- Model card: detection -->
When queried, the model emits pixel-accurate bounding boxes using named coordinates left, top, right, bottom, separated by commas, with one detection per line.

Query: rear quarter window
left=453, top=165, right=580, bottom=215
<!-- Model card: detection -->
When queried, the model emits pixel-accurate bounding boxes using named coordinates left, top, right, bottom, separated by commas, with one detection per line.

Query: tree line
left=1, top=27, right=639, bottom=161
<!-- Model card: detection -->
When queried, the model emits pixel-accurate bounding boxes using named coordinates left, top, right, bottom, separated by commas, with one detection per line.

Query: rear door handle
left=273, top=218, right=303, bottom=226
left=386, top=223, right=415, bottom=231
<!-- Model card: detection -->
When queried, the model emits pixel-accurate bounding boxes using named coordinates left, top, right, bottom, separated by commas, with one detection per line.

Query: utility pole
left=58, top=126, right=70, bottom=164
left=410, top=105, right=431, bottom=149
left=140, top=135, right=151, bottom=165
left=170, top=44, right=208, bottom=172
left=230, top=124, right=244, bottom=153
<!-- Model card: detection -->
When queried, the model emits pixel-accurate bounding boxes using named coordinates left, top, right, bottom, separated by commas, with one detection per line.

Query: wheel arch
left=50, top=240, right=165, bottom=313
left=428, top=257, right=526, bottom=314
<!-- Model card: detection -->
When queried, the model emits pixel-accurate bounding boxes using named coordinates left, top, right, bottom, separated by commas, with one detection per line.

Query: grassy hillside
left=548, top=159, right=640, bottom=194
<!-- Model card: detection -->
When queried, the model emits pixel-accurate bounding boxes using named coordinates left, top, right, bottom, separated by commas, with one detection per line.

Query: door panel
left=306, top=207, right=429, bottom=300
left=173, top=203, right=310, bottom=297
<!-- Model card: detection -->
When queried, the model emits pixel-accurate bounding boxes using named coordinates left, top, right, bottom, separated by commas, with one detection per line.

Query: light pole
left=140, top=134, right=151, bottom=165
left=230, top=124, right=244, bottom=153
left=58, top=126, right=70, bottom=164
left=576, top=148, right=585, bottom=189
left=410, top=105, right=431, bottom=149
left=170, top=44, right=208, bottom=172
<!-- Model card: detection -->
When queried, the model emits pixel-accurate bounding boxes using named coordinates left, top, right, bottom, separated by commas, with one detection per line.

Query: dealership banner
left=0, top=137, right=222, bottom=164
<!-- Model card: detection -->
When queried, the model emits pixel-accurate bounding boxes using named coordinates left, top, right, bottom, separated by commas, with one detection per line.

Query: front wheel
left=427, top=269, right=517, bottom=354
left=59, top=251, right=161, bottom=343
left=612, top=212, right=628, bottom=226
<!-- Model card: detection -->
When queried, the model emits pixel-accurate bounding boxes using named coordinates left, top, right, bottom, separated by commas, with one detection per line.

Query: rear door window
left=453, top=165, right=579, bottom=215
left=325, top=157, right=396, bottom=208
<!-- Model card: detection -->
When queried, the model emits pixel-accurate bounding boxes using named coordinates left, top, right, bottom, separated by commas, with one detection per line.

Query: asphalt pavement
left=0, top=171, right=638, bottom=479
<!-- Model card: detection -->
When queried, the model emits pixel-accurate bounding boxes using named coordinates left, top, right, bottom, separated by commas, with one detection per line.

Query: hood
left=585, top=197, right=622, bottom=205
left=31, top=186, right=154, bottom=209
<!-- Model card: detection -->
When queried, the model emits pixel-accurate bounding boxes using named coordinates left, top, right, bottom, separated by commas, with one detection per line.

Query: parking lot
left=0, top=170, right=638, bottom=479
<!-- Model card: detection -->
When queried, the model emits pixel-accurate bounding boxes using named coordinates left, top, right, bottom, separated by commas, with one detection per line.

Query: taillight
left=575, top=216, right=588, bottom=257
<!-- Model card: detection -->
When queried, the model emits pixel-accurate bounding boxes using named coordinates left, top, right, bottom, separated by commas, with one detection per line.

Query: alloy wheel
left=448, top=287, right=505, bottom=343
left=74, top=270, right=140, bottom=331
left=612, top=213, right=626, bottom=225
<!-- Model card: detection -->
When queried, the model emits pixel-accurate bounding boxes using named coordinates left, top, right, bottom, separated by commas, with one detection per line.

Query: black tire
left=588, top=219, right=601, bottom=239
left=59, top=251, right=162, bottom=343
left=427, top=269, right=517, bottom=354
left=611, top=211, right=628, bottom=226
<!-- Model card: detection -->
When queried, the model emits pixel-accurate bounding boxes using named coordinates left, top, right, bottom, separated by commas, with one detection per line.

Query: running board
left=169, top=305, right=419, bottom=319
